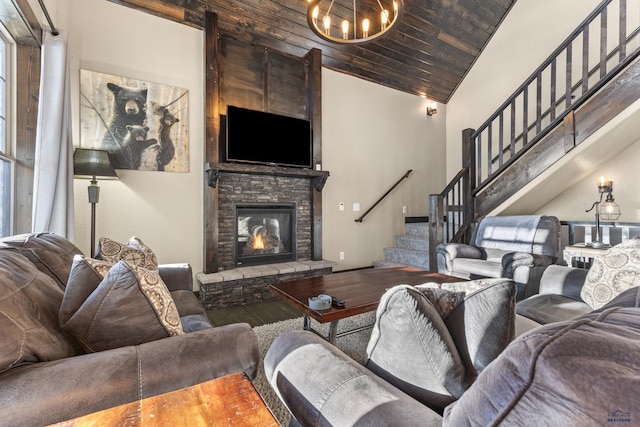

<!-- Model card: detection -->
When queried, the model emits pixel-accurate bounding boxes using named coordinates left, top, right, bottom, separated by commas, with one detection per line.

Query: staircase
left=377, top=1, right=640, bottom=272
left=374, top=220, right=431, bottom=270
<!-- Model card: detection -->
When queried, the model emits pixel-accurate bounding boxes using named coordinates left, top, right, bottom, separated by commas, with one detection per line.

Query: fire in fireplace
left=235, top=204, right=296, bottom=266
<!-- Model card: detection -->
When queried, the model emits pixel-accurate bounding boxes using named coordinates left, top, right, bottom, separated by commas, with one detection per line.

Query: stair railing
left=471, top=0, right=639, bottom=195
left=355, top=169, right=412, bottom=223
left=428, top=0, right=640, bottom=271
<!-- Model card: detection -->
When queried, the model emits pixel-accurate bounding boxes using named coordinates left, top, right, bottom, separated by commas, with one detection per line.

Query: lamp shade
left=599, top=200, right=621, bottom=220
left=73, top=148, right=118, bottom=180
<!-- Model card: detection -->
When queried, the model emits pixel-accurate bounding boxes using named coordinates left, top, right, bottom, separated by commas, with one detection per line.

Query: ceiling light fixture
left=307, top=0, right=404, bottom=44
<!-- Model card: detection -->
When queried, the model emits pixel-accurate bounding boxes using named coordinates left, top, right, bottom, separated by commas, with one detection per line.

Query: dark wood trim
left=204, top=11, right=219, bottom=273
left=13, top=43, right=40, bottom=234
left=1, top=0, right=41, bottom=46
left=307, top=48, right=323, bottom=260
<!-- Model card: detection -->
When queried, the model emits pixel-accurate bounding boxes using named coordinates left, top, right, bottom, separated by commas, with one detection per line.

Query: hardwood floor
left=206, top=299, right=303, bottom=328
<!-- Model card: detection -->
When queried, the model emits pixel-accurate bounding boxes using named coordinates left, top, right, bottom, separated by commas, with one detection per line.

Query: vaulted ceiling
left=108, top=0, right=516, bottom=103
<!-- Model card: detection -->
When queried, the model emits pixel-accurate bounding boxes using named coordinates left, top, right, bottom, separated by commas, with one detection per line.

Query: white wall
left=41, top=0, right=448, bottom=285
left=51, top=0, right=205, bottom=286
left=322, top=69, right=446, bottom=270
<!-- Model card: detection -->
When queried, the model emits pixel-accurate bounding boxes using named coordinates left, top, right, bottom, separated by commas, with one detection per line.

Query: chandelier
left=307, top=0, right=404, bottom=44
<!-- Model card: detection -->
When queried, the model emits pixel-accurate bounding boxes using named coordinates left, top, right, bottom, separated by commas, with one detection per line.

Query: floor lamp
left=73, top=148, right=118, bottom=255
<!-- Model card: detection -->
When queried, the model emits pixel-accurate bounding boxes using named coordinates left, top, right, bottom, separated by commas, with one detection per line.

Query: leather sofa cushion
left=364, top=278, right=516, bottom=412
left=581, top=237, right=640, bottom=309
left=443, top=303, right=640, bottom=425
left=0, top=250, right=79, bottom=373
left=0, top=232, right=83, bottom=289
left=60, top=256, right=183, bottom=352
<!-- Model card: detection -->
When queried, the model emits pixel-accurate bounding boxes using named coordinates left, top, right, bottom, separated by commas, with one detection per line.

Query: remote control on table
left=331, top=296, right=346, bottom=307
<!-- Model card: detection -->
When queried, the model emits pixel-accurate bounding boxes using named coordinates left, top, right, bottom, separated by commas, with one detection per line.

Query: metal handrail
left=355, top=169, right=412, bottom=223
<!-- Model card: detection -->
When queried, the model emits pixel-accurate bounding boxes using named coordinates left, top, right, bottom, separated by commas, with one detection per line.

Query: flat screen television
left=224, top=105, right=313, bottom=169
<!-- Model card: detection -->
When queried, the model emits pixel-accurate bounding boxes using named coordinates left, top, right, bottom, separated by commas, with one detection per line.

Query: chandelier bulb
left=362, top=18, right=370, bottom=37
left=323, top=15, right=331, bottom=35
left=341, top=20, right=349, bottom=40
left=312, top=6, right=319, bottom=25
left=381, top=10, right=389, bottom=30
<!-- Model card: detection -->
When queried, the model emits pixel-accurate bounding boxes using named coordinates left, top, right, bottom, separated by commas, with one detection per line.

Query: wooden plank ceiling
left=108, top=0, right=516, bottom=103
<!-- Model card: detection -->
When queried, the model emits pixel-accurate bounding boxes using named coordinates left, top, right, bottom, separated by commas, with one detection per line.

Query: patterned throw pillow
left=95, top=236, right=158, bottom=271
left=581, top=237, right=640, bottom=309
left=60, top=257, right=183, bottom=353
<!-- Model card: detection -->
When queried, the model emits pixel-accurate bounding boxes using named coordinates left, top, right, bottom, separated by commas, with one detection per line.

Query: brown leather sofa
left=0, top=232, right=259, bottom=426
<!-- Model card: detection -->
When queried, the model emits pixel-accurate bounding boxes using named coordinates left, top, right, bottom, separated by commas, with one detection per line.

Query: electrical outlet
left=402, top=206, right=408, bottom=214
left=339, top=202, right=345, bottom=211
left=339, top=251, right=345, bottom=260
left=353, top=203, right=360, bottom=212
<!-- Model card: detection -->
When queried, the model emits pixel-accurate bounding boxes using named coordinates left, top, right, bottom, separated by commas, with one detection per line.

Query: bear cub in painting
left=113, top=125, right=157, bottom=170
left=102, top=83, right=148, bottom=158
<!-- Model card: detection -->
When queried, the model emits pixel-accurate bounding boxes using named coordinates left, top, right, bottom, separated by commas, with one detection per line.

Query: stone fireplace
left=197, top=163, right=333, bottom=310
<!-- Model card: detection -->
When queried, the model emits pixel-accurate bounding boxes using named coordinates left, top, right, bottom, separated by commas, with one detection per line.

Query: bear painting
left=101, top=83, right=148, bottom=157
left=80, top=69, right=189, bottom=173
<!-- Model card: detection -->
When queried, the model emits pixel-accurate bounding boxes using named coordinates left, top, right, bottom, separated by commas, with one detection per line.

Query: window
left=0, top=26, right=13, bottom=237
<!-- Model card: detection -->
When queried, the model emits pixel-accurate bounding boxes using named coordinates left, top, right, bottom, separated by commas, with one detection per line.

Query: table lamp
left=73, top=148, right=118, bottom=254
left=585, top=176, right=621, bottom=248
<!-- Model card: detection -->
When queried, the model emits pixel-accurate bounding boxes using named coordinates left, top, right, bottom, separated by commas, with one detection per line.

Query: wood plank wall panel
left=107, top=0, right=515, bottom=103
left=267, top=51, right=307, bottom=118
left=219, top=38, right=267, bottom=112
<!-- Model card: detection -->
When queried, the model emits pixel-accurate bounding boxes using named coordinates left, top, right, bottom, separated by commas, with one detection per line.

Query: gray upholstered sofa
left=436, top=215, right=561, bottom=300
left=0, top=232, right=259, bottom=426
left=265, top=242, right=640, bottom=426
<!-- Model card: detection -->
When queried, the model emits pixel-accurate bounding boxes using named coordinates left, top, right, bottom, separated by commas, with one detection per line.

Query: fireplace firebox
left=235, top=204, right=296, bottom=266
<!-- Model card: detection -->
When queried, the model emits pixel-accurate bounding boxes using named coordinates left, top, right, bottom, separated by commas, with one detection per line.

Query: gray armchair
left=436, top=215, right=561, bottom=300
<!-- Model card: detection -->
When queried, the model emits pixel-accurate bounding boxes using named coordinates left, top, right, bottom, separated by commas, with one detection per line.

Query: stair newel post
left=428, top=193, right=443, bottom=272
left=462, top=128, right=476, bottom=242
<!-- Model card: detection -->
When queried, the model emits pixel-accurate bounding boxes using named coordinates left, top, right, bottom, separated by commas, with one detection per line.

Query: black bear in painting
left=101, top=83, right=148, bottom=162
left=156, top=108, right=179, bottom=171
left=113, top=125, right=157, bottom=170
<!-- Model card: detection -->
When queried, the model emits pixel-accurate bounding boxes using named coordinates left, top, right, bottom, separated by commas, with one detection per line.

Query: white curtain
left=31, top=29, right=74, bottom=238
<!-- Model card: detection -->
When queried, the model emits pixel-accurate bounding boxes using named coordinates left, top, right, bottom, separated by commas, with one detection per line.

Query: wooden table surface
left=49, top=372, right=280, bottom=427
left=269, top=266, right=461, bottom=323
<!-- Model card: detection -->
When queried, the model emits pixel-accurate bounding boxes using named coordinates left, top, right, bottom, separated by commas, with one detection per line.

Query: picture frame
left=80, top=69, right=189, bottom=172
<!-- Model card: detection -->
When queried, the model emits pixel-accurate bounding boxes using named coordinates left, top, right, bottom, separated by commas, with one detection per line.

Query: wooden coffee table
left=49, top=372, right=279, bottom=426
left=269, top=266, right=461, bottom=343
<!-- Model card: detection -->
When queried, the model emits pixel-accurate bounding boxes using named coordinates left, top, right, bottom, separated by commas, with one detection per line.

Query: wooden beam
left=204, top=11, right=219, bottom=273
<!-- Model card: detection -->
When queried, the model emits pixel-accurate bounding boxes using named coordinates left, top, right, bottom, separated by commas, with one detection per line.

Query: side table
left=563, top=244, right=609, bottom=268
left=48, top=372, right=280, bottom=426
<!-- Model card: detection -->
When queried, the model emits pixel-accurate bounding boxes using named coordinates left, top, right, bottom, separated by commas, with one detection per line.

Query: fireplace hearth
left=236, top=204, right=296, bottom=266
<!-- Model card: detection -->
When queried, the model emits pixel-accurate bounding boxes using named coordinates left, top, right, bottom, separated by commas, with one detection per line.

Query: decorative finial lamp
left=73, top=148, right=118, bottom=254
left=307, top=0, right=404, bottom=44
left=585, top=176, right=621, bottom=248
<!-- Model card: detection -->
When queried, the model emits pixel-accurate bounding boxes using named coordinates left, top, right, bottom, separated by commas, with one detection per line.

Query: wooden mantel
left=205, top=162, right=329, bottom=192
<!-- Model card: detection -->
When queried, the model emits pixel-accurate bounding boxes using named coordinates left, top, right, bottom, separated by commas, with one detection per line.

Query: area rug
left=252, top=312, right=376, bottom=426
